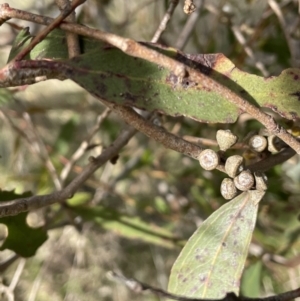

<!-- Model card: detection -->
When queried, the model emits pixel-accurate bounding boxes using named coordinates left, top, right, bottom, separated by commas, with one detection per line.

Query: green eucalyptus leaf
left=8, top=28, right=68, bottom=61
left=6, top=28, right=300, bottom=123
left=71, top=205, right=182, bottom=248
left=167, top=190, right=265, bottom=299
left=241, top=261, right=262, bottom=297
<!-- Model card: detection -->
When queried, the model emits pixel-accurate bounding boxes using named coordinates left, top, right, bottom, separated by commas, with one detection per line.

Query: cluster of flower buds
left=198, top=129, right=268, bottom=200
left=248, top=129, right=283, bottom=154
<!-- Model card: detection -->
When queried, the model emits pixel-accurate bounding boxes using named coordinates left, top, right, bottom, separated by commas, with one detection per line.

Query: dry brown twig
left=59, top=107, right=111, bottom=184
left=0, top=258, right=26, bottom=301
left=0, top=109, right=62, bottom=190
left=108, top=271, right=300, bottom=301
left=230, top=25, right=269, bottom=77
left=176, top=0, right=204, bottom=49
left=152, top=0, right=180, bottom=43
left=102, top=101, right=204, bottom=160
left=204, top=3, right=268, bottom=76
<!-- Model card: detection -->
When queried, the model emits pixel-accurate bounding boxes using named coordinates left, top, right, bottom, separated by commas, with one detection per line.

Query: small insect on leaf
left=168, top=190, right=265, bottom=299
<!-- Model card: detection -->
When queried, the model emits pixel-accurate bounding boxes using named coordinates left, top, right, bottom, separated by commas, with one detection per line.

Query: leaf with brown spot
left=5, top=28, right=300, bottom=123
left=167, top=190, right=265, bottom=299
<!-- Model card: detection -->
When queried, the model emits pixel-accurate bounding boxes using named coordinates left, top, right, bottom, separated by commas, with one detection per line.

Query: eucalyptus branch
left=103, top=101, right=297, bottom=174
left=102, top=101, right=226, bottom=174
left=108, top=271, right=300, bottom=301
left=108, top=103, right=203, bottom=159
left=183, top=135, right=297, bottom=172
left=1, top=4, right=299, bottom=154
left=247, top=147, right=296, bottom=172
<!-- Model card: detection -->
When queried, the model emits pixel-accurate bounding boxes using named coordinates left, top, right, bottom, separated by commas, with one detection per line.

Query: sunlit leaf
left=71, top=205, right=182, bottom=248
left=167, top=190, right=265, bottom=299
left=67, top=192, right=92, bottom=206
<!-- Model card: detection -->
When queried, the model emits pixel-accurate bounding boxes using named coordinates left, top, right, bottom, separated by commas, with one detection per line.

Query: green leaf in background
left=7, top=27, right=32, bottom=61
left=0, top=88, right=12, bottom=105
left=71, top=205, right=182, bottom=249
left=241, top=261, right=262, bottom=297
left=167, top=190, right=265, bottom=299
left=0, top=190, right=48, bottom=257
left=8, top=28, right=68, bottom=61
left=54, top=116, right=78, bottom=156
left=66, top=192, right=92, bottom=207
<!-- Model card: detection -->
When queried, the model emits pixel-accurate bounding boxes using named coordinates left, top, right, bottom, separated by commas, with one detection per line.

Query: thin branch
left=0, top=124, right=138, bottom=217
left=247, top=147, right=296, bottom=172
left=1, top=4, right=300, bottom=154
left=108, top=271, right=300, bottom=301
left=107, top=103, right=203, bottom=159
left=230, top=25, right=269, bottom=77
left=0, top=283, right=13, bottom=301
left=151, top=0, right=179, bottom=43
left=0, top=254, right=20, bottom=273
left=183, top=135, right=297, bottom=172
left=268, top=0, right=296, bottom=65
left=0, top=80, right=294, bottom=178
left=9, top=258, right=26, bottom=291
left=55, top=0, right=81, bottom=58
left=97, top=101, right=297, bottom=176
left=0, top=109, right=62, bottom=190
left=59, top=107, right=111, bottom=184
left=101, top=101, right=227, bottom=173
left=22, top=111, right=63, bottom=190
left=176, top=0, right=204, bottom=49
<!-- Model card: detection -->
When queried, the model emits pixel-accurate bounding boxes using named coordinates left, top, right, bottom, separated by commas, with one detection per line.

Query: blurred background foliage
left=0, top=0, right=300, bottom=300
